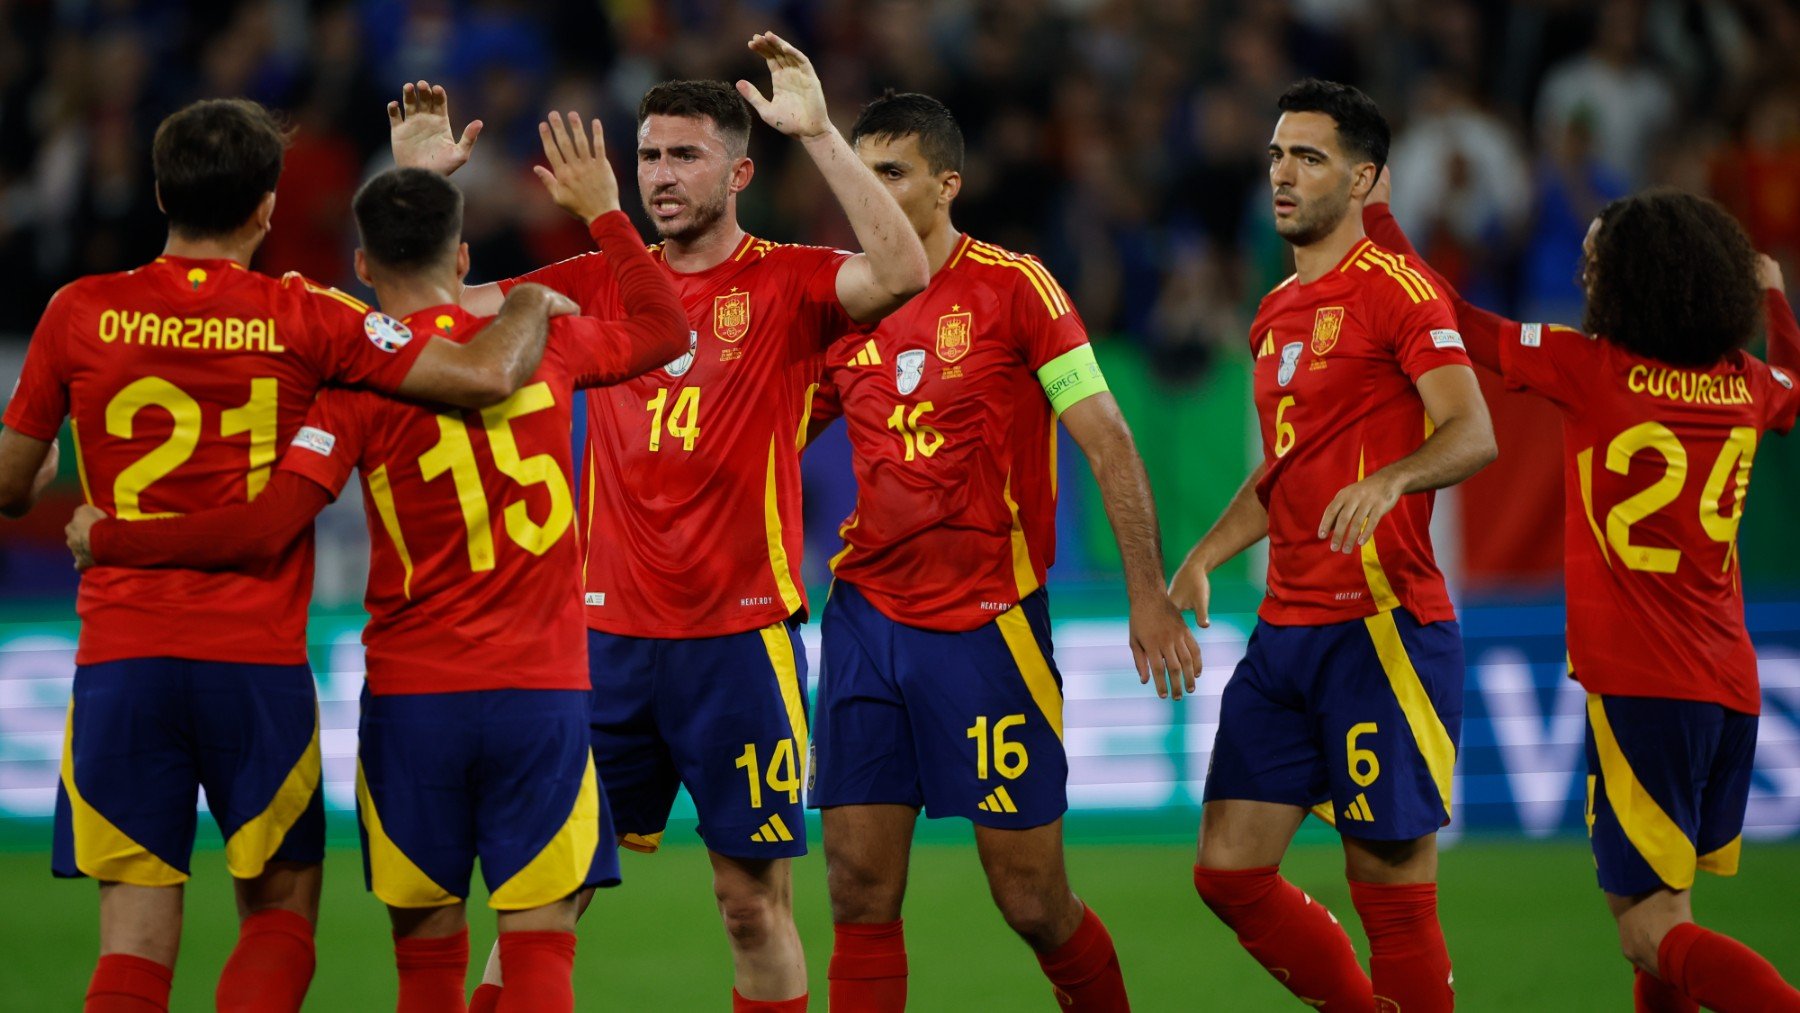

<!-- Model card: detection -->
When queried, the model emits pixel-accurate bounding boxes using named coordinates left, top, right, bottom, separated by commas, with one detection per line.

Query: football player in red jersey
left=803, top=92, right=1198, bottom=1013
left=1366, top=175, right=1800, bottom=1012
left=67, top=123, right=687, bottom=1012
left=1167, top=80, right=1496, bottom=1013
left=0, top=99, right=570, bottom=1013
left=391, top=35, right=929, bottom=1013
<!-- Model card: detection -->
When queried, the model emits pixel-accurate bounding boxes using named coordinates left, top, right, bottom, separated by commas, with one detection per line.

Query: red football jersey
left=3, top=257, right=425, bottom=665
left=818, top=234, right=1087, bottom=631
left=1250, top=238, right=1470, bottom=626
left=501, top=234, right=855, bottom=638
left=1498, top=322, right=1799, bottom=714
left=278, top=304, right=665, bottom=694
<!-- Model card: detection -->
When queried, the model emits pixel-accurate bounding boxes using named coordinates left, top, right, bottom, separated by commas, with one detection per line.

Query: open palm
left=388, top=80, right=482, bottom=175
left=736, top=32, right=829, bottom=139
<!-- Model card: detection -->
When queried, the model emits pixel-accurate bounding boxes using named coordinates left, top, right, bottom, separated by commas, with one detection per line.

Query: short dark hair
left=353, top=168, right=464, bottom=273
left=1276, top=79, right=1390, bottom=172
left=1584, top=189, right=1762, bottom=367
left=152, top=99, right=287, bottom=238
left=638, top=80, right=754, bottom=155
left=851, top=91, right=965, bottom=174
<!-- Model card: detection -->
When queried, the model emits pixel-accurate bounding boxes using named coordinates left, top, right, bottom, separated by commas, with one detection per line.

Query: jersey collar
left=402, top=303, right=477, bottom=341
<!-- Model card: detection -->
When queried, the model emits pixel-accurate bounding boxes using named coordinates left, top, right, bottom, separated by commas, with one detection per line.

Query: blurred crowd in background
left=4, top=0, right=1800, bottom=376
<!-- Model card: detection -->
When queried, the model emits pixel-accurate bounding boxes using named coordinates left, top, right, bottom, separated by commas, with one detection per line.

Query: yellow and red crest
left=713, top=289, right=751, bottom=343
left=1311, top=306, right=1345, bottom=356
left=936, top=310, right=973, bottom=363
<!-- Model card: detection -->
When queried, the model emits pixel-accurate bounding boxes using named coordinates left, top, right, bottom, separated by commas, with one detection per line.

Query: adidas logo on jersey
left=750, top=814, right=796, bottom=843
left=848, top=339, right=882, bottom=367
left=976, top=786, right=1020, bottom=814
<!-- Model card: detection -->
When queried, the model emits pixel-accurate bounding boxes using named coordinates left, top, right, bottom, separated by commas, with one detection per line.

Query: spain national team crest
left=1278, top=341, right=1304, bottom=387
left=1311, top=306, right=1346, bottom=356
left=713, top=289, right=751, bottom=343
left=896, top=349, right=927, bottom=395
left=665, top=330, right=698, bottom=378
left=936, top=308, right=972, bottom=363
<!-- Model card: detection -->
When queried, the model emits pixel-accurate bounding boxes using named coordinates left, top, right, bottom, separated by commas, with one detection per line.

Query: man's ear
left=255, top=191, right=277, bottom=233
left=729, top=156, right=755, bottom=195
left=454, top=242, right=470, bottom=281
left=354, top=249, right=374, bottom=289
left=939, top=170, right=962, bottom=208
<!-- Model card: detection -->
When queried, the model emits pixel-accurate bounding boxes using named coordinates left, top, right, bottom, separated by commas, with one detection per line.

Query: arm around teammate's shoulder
left=397, top=283, right=578, bottom=407
left=72, top=471, right=334, bottom=572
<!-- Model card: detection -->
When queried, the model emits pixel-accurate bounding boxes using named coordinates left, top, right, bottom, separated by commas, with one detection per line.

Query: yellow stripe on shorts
left=61, top=700, right=187, bottom=886
left=224, top=710, right=322, bottom=879
left=1364, top=611, right=1455, bottom=818
left=356, top=760, right=457, bottom=908
left=490, top=754, right=601, bottom=910
left=759, top=622, right=810, bottom=781
left=996, top=607, right=1063, bottom=741
left=1586, top=693, right=1697, bottom=890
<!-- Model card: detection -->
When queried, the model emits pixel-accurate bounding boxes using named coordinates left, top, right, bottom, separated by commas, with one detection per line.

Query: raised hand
left=736, top=32, right=831, bottom=140
left=66, top=504, right=106, bottom=571
left=534, top=111, right=621, bottom=224
left=388, top=81, right=483, bottom=176
left=1757, top=253, right=1785, bottom=294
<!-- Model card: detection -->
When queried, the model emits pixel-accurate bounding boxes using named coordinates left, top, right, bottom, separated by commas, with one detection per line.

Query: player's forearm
left=88, top=473, right=331, bottom=570
left=1376, top=412, right=1497, bottom=496
left=0, top=431, right=55, bottom=519
left=588, top=212, right=689, bottom=379
left=801, top=130, right=929, bottom=307
left=408, top=287, right=555, bottom=407
left=1079, top=419, right=1170, bottom=600
left=1181, top=467, right=1269, bottom=575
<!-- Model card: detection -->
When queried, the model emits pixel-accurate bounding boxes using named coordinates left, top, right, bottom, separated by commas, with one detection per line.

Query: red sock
left=1034, top=905, right=1129, bottom=1012
left=1658, top=922, right=1800, bottom=1012
left=731, top=990, right=808, bottom=1012
left=216, top=908, right=316, bottom=1012
left=1348, top=880, right=1453, bottom=1013
left=1635, top=968, right=1698, bottom=1013
left=495, top=931, right=576, bottom=1013
left=395, top=928, right=469, bottom=1013
left=85, top=954, right=173, bottom=1013
left=468, top=983, right=502, bottom=1013
left=1195, top=865, right=1373, bottom=1012
left=828, top=920, right=907, bottom=1013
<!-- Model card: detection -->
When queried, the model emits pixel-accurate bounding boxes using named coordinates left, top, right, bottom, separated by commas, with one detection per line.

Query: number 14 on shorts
left=735, top=738, right=801, bottom=810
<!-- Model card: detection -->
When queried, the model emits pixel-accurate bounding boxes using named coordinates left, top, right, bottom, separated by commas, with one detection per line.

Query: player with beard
left=1167, top=80, right=1495, bottom=1012
left=390, top=33, right=929, bottom=1013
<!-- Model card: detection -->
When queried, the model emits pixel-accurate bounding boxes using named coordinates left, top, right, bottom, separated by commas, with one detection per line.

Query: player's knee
left=988, top=877, right=1069, bottom=949
left=715, top=883, right=788, bottom=951
left=1616, top=919, right=1663, bottom=976
left=826, top=855, right=904, bottom=923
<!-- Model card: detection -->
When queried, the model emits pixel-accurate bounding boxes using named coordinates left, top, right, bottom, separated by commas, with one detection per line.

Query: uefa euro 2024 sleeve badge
left=664, top=330, right=698, bottom=378
left=1278, top=341, right=1304, bottom=387
left=896, top=349, right=926, bottom=395
left=363, top=311, right=413, bottom=353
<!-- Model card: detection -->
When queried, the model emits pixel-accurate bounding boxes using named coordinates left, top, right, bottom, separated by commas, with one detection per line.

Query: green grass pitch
left=3, top=834, right=1797, bottom=1010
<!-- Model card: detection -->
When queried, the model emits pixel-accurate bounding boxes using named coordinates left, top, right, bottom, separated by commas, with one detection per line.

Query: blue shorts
left=52, top=658, right=324, bottom=885
left=356, top=688, right=618, bottom=910
left=589, top=621, right=809, bottom=859
left=1584, top=693, right=1755, bottom=897
left=1204, top=609, right=1464, bottom=841
left=810, top=583, right=1067, bottom=829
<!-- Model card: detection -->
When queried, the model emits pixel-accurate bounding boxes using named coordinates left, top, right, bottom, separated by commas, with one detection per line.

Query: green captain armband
left=1037, top=344, right=1109, bottom=415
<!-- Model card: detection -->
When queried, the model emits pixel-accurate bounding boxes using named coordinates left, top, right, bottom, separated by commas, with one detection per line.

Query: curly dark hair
left=1584, top=189, right=1763, bottom=367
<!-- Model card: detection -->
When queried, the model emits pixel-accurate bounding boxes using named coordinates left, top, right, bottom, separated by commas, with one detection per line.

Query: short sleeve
left=1497, top=321, right=1597, bottom=406
left=1762, top=360, right=1800, bottom=436
left=276, top=391, right=362, bottom=497
left=1376, top=284, right=1470, bottom=383
left=790, top=247, right=859, bottom=349
left=2, top=286, right=77, bottom=440
left=286, top=276, right=428, bottom=394
left=1013, top=260, right=1089, bottom=371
